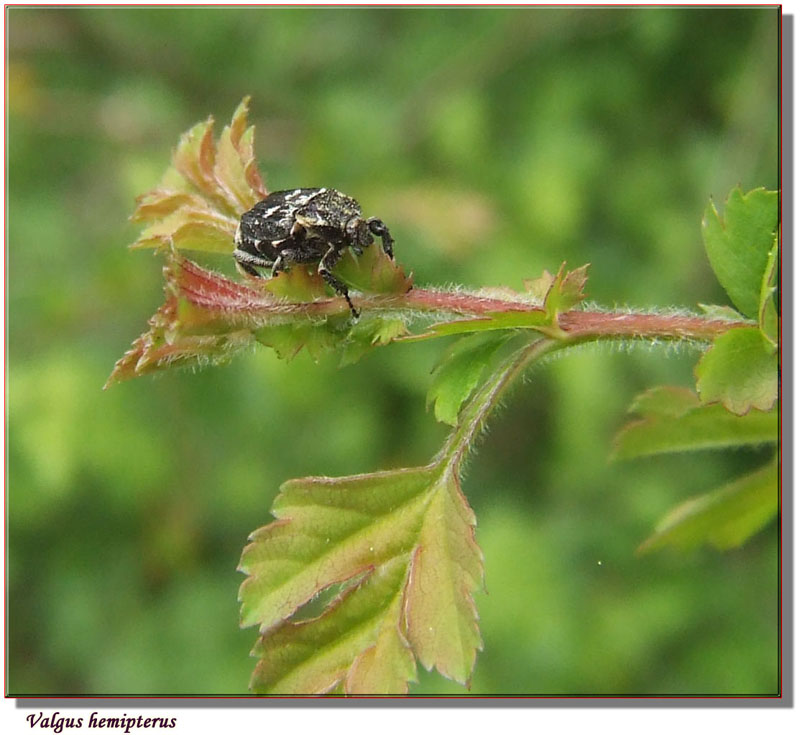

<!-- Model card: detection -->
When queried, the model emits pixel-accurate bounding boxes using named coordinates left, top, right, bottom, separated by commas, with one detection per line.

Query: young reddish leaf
left=523, top=269, right=556, bottom=303
left=695, top=327, right=778, bottom=414
left=107, top=249, right=413, bottom=385
left=131, top=209, right=237, bottom=253
left=172, top=117, right=222, bottom=205
left=104, top=255, right=266, bottom=388
left=130, top=190, right=208, bottom=222
left=111, top=98, right=416, bottom=381
left=638, top=456, right=778, bottom=553
left=213, top=98, right=268, bottom=213
left=427, top=332, right=511, bottom=426
left=701, top=187, right=779, bottom=320
left=130, top=97, right=265, bottom=254
left=612, top=386, right=777, bottom=460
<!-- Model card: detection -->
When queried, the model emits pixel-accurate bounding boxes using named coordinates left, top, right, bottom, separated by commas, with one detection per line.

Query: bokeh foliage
left=7, top=6, right=779, bottom=695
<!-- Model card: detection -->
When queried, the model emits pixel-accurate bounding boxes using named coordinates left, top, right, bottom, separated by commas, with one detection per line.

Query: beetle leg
left=367, top=218, right=394, bottom=259
left=233, top=247, right=274, bottom=276
left=271, top=253, right=285, bottom=275
left=270, top=243, right=319, bottom=275
left=319, top=245, right=359, bottom=318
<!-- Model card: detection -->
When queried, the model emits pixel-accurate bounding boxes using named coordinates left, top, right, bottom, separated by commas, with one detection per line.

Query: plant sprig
left=109, top=100, right=780, bottom=695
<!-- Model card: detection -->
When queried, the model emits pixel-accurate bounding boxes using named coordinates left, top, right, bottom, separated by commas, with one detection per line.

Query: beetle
left=233, top=188, right=395, bottom=318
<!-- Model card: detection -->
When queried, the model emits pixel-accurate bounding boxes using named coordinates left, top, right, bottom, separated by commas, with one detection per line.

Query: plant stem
left=436, top=338, right=558, bottom=473
left=173, top=259, right=750, bottom=345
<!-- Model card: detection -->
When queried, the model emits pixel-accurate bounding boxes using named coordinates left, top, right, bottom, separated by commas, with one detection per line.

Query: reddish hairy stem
left=175, top=259, right=749, bottom=343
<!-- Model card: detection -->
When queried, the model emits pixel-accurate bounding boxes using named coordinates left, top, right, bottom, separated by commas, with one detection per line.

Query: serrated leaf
left=259, top=265, right=328, bottom=303
left=345, top=623, right=417, bottom=695
left=172, top=117, right=220, bottom=203
left=105, top=255, right=263, bottom=387
left=112, top=95, right=415, bottom=381
left=129, top=97, right=265, bottom=257
left=612, top=386, right=777, bottom=460
left=108, top=249, right=413, bottom=383
left=214, top=98, right=266, bottom=213
left=639, top=456, right=778, bottom=553
left=523, top=263, right=589, bottom=322
left=238, top=466, right=436, bottom=632
left=338, top=317, right=409, bottom=367
left=131, top=210, right=237, bottom=253
left=551, top=263, right=589, bottom=313
left=334, top=241, right=413, bottom=295
left=701, top=187, right=779, bottom=319
left=427, top=333, right=511, bottom=426
left=130, top=190, right=207, bottom=222
left=404, top=466, right=483, bottom=683
left=523, top=269, right=557, bottom=303
left=238, top=455, right=484, bottom=693
left=695, top=327, right=778, bottom=414
left=238, top=341, right=545, bottom=694
left=249, top=556, right=415, bottom=694
left=254, top=322, right=338, bottom=362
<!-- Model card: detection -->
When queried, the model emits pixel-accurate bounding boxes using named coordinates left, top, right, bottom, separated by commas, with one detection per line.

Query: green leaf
left=238, top=341, right=547, bottom=694
left=427, top=333, right=512, bottom=426
left=238, top=458, right=483, bottom=693
left=404, top=465, right=483, bottom=684
left=628, top=385, right=701, bottom=417
left=403, top=309, right=549, bottom=342
left=254, top=322, right=337, bottom=362
left=334, top=242, right=414, bottom=296
left=701, top=187, right=779, bottom=319
left=524, top=263, right=589, bottom=322
left=249, top=555, right=416, bottom=694
left=759, top=239, right=779, bottom=345
left=339, top=317, right=409, bottom=366
left=695, top=327, right=778, bottom=415
left=345, top=581, right=418, bottom=694
left=697, top=303, right=748, bottom=322
left=239, top=467, right=434, bottom=633
left=612, top=386, right=777, bottom=460
left=639, top=456, right=778, bottom=553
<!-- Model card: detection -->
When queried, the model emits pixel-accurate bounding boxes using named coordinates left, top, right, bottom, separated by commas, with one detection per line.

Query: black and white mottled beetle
left=233, top=188, right=394, bottom=317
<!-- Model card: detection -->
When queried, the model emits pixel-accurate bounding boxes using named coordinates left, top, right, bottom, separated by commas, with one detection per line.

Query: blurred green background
left=7, top=7, right=779, bottom=695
